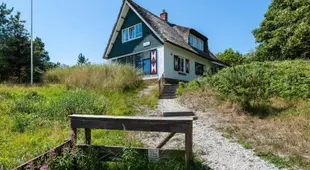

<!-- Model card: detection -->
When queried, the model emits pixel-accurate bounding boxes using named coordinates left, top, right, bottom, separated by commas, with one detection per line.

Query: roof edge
left=103, top=1, right=126, bottom=59
left=166, top=41, right=228, bottom=66
left=103, top=0, right=165, bottom=59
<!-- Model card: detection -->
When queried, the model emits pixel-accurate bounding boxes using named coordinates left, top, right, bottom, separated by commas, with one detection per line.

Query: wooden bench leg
left=185, top=122, right=193, bottom=170
left=85, top=128, right=91, bottom=145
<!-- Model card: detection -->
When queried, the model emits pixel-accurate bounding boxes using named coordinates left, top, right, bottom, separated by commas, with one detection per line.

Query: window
left=135, top=52, right=151, bottom=75
left=178, top=57, right=185, bottom=73
left=211, top=68, right=215, bottom=75
left=195, top=62, right=205, bottom=76
left=113, top=51, right=155, bottom=75
left=174, top=55, right=190, bottom=74
left=189, top=34, right=204, bottom=51
left=117, top=57, right=126, bottom=64
left=122, top=23, right=143, bottom=43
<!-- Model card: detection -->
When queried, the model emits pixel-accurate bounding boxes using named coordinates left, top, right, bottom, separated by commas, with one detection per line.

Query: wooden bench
left=69, top=114, right=195, bottom=169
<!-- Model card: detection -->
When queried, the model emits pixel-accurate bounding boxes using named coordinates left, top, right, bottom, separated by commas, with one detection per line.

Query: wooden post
left=185, top=122, right=193, bottom=170
left=85, top=128, right=91, bottom=145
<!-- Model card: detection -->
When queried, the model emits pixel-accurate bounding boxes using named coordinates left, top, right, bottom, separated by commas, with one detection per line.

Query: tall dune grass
left=44, top=64, right=143, bottom=91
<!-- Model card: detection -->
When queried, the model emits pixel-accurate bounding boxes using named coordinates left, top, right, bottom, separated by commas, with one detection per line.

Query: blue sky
left=3, top=0, right=270, bottom=65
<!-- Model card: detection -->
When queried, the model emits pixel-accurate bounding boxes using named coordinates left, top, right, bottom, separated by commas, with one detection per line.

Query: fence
left=14, top=113, right=196, bottom=170
left=70, top=114, right=195, bottom=169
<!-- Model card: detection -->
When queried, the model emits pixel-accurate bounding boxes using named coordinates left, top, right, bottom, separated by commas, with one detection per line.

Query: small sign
left=143, top=41, right=151, bottom=47
left=148, top=149, right=159, bottom=162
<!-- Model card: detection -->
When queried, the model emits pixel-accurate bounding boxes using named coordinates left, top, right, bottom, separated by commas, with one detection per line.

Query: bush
left=179, top=60, right=310, bottom=107
left=214, top=60, right=310, bottom=100
left=210, top=63, right=269, bottom=107
left=44, top=64, right=143, bottom=91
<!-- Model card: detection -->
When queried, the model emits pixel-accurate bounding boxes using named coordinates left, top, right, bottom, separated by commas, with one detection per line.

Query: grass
left=138, top=87, right=159, bottom=109
left=1, top=64, right=206, bottom=169
left=0, top=84, right=155, bottom=169
left=46, top=147, right=211, bottom=170
left=178, top=86, right=310, bottom=169
left=44, top=64, right=143, bottom=92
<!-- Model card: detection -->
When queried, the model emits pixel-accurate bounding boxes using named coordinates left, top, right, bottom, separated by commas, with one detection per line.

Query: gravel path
left=140, top=98, right=281, bottom=170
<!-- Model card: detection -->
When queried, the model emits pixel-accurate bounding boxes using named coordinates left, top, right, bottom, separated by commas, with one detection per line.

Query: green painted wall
left=108, top=9, right=163, bottom=58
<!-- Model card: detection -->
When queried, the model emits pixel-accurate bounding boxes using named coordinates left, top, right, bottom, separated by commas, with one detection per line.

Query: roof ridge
left=104, top=0, right=227, bottom=65
left=127, top=0, right=166, bottom=22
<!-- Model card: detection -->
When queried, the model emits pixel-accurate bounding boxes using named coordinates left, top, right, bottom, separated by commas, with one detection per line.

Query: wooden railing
left=14, top=113, right=196, bottom=170
left=70, top=114, right=194, bottom=169
left=14, top=140, right=72, bottom=170
left=158, top=72, right=165, bottom=95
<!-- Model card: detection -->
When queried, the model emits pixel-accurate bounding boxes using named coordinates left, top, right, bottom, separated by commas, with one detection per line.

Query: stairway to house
left=159, top=84, right=179, bottom=99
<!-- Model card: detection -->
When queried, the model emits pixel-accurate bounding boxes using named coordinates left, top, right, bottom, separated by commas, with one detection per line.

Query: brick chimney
left=160, top=9, right=168, bottom=21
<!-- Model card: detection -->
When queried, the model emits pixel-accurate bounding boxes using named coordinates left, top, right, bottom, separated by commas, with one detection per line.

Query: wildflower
left=70, top=130, right=76, bottom=137
left=40, top=165, right=48, bottom=170
left=27, top=162, right=34, bottom=170
left=49, top=149, right=56, bottom=157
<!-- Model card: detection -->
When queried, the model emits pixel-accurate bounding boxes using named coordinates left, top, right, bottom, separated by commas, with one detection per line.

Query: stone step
left=159, top=84, right=179, bottom=99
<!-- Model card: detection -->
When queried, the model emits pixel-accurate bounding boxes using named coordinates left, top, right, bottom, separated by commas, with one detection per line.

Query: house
left=103, top=0, right=227, bottom=83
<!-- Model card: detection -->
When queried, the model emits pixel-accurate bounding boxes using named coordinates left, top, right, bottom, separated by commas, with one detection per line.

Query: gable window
left=195, top=62, right=205, bottom=76
left=189, top=34, right=204, bottom=51
left=122, top=23, right=143, bottom=43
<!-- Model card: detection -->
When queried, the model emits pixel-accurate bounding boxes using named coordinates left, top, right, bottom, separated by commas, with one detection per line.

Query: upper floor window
left=122, top=23, right=143, bottom=43
left=189, top=34, right=204, bottom=51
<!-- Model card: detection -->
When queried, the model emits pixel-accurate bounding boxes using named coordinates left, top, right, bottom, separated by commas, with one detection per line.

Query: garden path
left=139, top=98, right=283, bottom=170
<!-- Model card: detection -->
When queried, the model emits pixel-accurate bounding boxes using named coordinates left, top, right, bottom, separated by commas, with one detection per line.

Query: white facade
left=108, top=43, right=217, bottom=82
left=163, top=43, right=215, bottom=82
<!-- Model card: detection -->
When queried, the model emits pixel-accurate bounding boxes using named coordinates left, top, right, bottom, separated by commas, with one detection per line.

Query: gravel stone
left=139, top=98, right=283, bottom=170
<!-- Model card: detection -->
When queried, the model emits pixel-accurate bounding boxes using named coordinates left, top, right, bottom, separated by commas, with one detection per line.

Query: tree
left=0, top=3, right=57, bottom=83
left=216, top=48, right=246, bottom=66
left=77, top=53, right=89, bottom=65
left=253, top=0, right=310, bottom=61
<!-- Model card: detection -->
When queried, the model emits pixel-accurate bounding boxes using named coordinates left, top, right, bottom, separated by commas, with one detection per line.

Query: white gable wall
left=164, top=43, right=214, bottom=82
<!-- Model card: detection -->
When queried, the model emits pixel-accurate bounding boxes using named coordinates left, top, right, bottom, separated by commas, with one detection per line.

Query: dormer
left=188, top=29, right=209, bottom=53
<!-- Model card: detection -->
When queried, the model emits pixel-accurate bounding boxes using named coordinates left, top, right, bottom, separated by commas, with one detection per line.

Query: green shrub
left=12, top=91, right=45, bottom=114
left=45, top=90, right=109, bottom=120
left=210, top=60, right=310, bottom=102
left=179, top=60, right=310, bottom=108
left=210, top=63, right=269, bottom=107
left=177, top=79, right=209, bottom=95
left=44, top=64, right=143, bottom=91
left=11, top=113, right=36, bottom=133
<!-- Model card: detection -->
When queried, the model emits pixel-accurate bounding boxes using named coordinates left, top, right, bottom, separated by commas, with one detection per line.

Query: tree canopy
left=216, top=48, right=246, bottom=66
left=77, top=53, right=89, bottom=65
left=0, top=3, right=57, bottom=83
left=253, top=0, right=310, bottom=61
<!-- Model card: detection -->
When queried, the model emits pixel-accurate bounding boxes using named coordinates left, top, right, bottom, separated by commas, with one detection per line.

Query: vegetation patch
left=44, top=64, right=143, bottom=92
left=178, top=60, right=310, bottom=169
left=0, top=64, right=155, bottom=169
left=46, top=148, right=210, bottom=170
